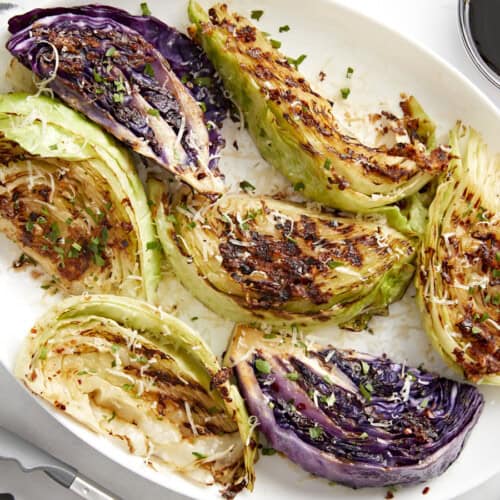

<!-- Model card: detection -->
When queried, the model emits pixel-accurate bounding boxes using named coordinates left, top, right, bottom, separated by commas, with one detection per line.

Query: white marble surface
left=0, top=0, right=498, bottom=499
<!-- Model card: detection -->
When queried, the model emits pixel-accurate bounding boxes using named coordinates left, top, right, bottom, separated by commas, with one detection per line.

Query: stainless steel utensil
left=0, top=426, right=119, bottom=500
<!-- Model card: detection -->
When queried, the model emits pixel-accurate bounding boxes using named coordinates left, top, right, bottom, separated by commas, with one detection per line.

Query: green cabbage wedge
left=149, top=178, right=416, bottom=329
left=417, top=124, right=500, bottom=383
left=188, top=2, right=450, bottom=212
left=0, top=93, right=160, bottom=300
left=16, top=294, right=257, bottom=493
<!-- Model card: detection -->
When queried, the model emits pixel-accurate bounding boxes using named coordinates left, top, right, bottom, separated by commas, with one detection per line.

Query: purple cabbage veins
left=228, top=325, right=484, bottom=488
left=7, top=5, right=229, bottom=194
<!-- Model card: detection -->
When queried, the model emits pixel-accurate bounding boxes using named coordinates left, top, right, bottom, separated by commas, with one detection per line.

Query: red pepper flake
left=319, top=71, right=326, bottom=81
left=385, top=492, right=394, bottom=500
left=422, top=486, right=430, bottom=495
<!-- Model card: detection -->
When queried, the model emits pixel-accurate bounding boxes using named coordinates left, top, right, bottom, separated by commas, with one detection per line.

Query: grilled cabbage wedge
left=188, top=2, right=450, bottom=211
left=417, top=124, right=500, bottom=383
left=7, top=5, right=228, bottom=194
left=0, top=93, right=160, bottom=300
left=149, top=178, right=416, bottom=329
left=16, top=295, right=256, bottom=494
left=227, top=325, right=483, bottom=488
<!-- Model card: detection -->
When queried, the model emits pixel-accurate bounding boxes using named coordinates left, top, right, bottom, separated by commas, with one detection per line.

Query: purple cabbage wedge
left=227, top=325, right=484, bottom=488
left=7, top=5, right=229, bottom=195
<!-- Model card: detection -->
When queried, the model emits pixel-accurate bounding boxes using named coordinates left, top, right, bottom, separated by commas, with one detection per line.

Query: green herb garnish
left=261, top=447, right=276, bottom=455
left=255, top=358, right=271, bottom=374
left=340, top=87, right=351, bottom=99
left=250, top=9, right=264, bottom=20
left=193, top=76, right=213, bottom=87
left=240, top=180, right=256, bottom=192
left=146, top=240, right=161, bottom=250
left=308, top=426, right=323, bottom=439
left=140, top=2, right=151, bottom=16
left=287, top=54, right=307, bottom=69
left=328, top=260, right=343, bottom=269
left=359, top=383, right=372, bottom=401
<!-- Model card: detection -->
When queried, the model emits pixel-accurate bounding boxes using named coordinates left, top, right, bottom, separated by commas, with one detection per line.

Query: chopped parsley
left=323, top=158, right=332, bottom=170
left=198, top=101, right=207, bottom=113
left=49, top=144, right=58, bottom=151
left=250, top=9, right=264, bottom=20
left=140, top=2, right=152, bottom=16
left=346, top=66, right=354, bottom=78
left=340, top=87, right=351, bottom=99
left=255, top=358, right=271, bottom=374
left=359, top=382, right=372, bottom=401
left=47, top=222, right=60, bottom=243
left=308, top=426, right=323, bottom=439
left=191, top=316, right=199, bottom=321
left=293, top=181, right=305, bottom=191
left=39, top=346, right=48, bottom=360
left=165, top=214, right=177, bottom=223
left=105, top=46, right=117, bottom=57
left=113, top=93, right=124, bottom=103
left=286, top=372, right=300, bottom=381
left=68, top=242, right=82, bottom=258
left=261, top=447, right=276, bottom=455
left=240, top=180, right=256, bottom=192
left=328, top=260, right=343, bottom=269
left=193, top=76, right=213, bottom=87
left=107, top=411, right=116, bottom=423
left=279, top=25, right=290, bottom=32
left=493, top=269, right=500, bottom=278
left=287, top=54, right=307, bottom=70
left=25, top=220, right=34, bottom=233
left=192, top=452, right=207, bottom=460
left=146, top=240, right=161, bottom=250
left=122, top=383, right=135, bottom=392
left=144, top=63, right=155, bottom=78
left=114, top=79, right=126, bottom=92
left=480, top=313, right=490, bottom=322
left=148, top=108, right=160, bottom=117
left=361, top=360, right=370, bottom=375
left=270, top=39, right=282, bottom=49
left=471, top=326, right=482, bottom=335
left=84, top=206, right=105, bottom=224
left=93, top=70, right=103, bottom=83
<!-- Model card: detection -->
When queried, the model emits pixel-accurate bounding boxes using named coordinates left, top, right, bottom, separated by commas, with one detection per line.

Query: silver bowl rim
left=458, top=0, right=500, bottom=89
